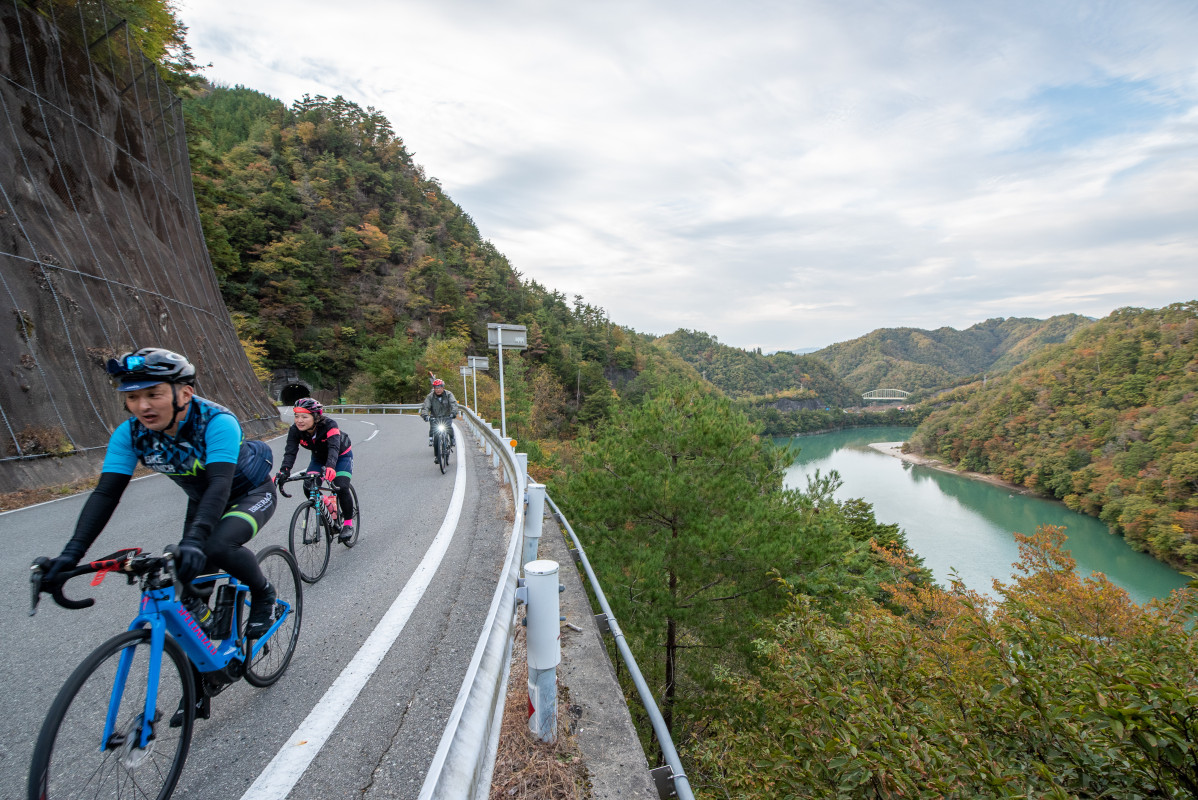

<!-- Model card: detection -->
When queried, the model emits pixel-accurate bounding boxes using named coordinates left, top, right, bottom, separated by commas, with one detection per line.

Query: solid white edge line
left=240, top=437, right=468, bottom=800
left=0, top=430, right=291, bottom=517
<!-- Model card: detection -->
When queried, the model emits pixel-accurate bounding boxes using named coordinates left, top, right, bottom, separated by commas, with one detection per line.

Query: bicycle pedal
left=169, top=695, right=210, bottom=728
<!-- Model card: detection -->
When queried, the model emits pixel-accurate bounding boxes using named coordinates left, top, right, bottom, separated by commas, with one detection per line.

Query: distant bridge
left=862, top=388, right=910, bottom=401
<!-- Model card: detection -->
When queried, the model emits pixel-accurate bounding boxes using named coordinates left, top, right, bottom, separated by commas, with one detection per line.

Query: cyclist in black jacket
left=275, top=398, right=356, bottom=543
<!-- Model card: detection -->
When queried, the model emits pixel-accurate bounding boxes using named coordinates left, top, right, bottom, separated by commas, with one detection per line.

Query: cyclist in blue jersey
left=41, top=348, right=280, bottom=645
left=275, top=397, right=355, bottom=543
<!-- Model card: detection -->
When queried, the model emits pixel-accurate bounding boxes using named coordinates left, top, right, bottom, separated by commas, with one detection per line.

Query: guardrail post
left=522, top=482, right=546, bottom=567
left=516, top=451, right=528, bottom=496
left=524, top=559, right=561, bottom=743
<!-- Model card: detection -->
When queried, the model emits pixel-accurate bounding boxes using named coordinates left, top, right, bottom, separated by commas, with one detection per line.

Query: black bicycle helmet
left=106, top=348, right=196, bottom=391
left=293, top=397, right=324, bottom=417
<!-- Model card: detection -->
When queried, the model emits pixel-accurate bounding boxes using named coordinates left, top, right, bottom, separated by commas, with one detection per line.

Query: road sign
left=486, top=323, right=527, bottom=350
left=459, top=366, right=472, bottom=376
left=469, top=356, right=489, bottom=371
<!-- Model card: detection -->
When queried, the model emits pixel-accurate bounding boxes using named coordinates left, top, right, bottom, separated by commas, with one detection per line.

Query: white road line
left=2, top=429, right=291, bottom=517
left=0, top=471, right=159, bottom=516
left=240, top=445, right=468, bottom=800
left=353, top=419, right=380, bottom=441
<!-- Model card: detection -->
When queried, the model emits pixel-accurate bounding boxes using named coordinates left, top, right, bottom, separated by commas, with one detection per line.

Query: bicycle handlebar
left=277, top=472, right=332, bottom=499
left=29, top=548, right=152, bottom=616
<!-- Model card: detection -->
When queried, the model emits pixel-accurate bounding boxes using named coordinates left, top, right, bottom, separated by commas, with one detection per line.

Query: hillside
left=814, top=315, right=1093, bottom=395
left=906, top=302, right=1198, bottom=569
left=655, top=329, right=858, bottom=406
left=183, top=84, right=711, bottom=449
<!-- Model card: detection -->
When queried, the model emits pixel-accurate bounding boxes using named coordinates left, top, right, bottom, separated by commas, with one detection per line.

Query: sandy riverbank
left=868, top=442, right=1036, bottom=496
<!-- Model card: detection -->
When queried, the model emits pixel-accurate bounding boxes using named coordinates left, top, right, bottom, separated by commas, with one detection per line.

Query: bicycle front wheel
left=342, top=483, right=361, bottom=548
left=243, top=545, right=303, bottom=687
left=288, top=500, right=330, bottom=583
left=29, top=629, right=193, bottom=800
left=435, top=435, right=447, bottom=474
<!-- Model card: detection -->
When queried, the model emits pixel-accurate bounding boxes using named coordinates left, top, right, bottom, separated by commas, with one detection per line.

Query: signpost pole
left=497, top=328, right=507, bottom=439
left=472, top=368, right=478, bottom=413
left=485, top=325, right=523, bottom=441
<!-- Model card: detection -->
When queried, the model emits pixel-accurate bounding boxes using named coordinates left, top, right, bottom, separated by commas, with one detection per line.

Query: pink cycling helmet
left=293, top=397, right=324, bottom=417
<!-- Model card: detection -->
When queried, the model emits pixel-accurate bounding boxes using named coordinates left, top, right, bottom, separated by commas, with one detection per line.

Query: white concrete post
left=516, top=451, right=528, bottom=496
left=522, top=482, right=546, bottom=568
left=524, top=560, right=561, bottom=742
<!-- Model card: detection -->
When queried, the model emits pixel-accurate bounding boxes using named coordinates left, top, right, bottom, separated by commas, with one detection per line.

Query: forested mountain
left=656, top=329, right=858, bottom=405
left=182, top=84, right=706, bottom=446
left=906, top=302, right=1198, bottom=569
left=814, top=315, right=1093, bottom=395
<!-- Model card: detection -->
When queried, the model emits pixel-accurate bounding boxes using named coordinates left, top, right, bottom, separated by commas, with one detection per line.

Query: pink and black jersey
left=280, top=415, right=351, bottom=473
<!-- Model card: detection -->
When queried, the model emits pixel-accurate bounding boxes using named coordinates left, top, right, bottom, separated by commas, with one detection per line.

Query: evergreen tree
left=560, top=384, right=909, bottom=748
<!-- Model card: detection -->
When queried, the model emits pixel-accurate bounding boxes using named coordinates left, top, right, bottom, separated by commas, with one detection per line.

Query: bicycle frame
left=280, top=474, right=339, bottom=528
left=307, top=483, right=340, bottom=528
left=106, top=573, right=292, bottom=750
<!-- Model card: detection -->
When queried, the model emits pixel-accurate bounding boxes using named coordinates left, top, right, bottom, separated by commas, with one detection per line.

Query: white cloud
left=179, top=0, right=1198, bottom=350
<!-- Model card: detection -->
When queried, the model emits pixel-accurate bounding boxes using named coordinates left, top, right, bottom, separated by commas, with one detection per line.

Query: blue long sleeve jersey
left=65, top=397, right=273, bottom=555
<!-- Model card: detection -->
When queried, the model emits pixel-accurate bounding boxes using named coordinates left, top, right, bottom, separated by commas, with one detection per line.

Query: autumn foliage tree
left=694, top=526, right=1198, bottom=798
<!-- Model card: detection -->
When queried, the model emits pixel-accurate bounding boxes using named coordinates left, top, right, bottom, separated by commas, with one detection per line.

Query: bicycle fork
left=105, top=624, right=166, bottom=753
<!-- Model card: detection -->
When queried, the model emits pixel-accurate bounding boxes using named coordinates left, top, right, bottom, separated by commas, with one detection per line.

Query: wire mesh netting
left=0, top=0, right=279, bottom=492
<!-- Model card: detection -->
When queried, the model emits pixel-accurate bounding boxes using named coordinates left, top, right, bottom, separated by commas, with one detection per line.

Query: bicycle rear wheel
left=288, top=500, right=330, bottom=583
left=243, top=545, right=303, bottom=687
left=28, top=629, right=193, bottom=800
left=342, top=483, right=361, bottom=548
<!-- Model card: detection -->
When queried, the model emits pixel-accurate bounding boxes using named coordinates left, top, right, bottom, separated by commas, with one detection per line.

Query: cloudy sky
left=178, top=0, right=1198, bottom=351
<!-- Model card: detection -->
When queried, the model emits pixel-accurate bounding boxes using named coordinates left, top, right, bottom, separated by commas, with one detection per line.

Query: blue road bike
left=27, top=545, right=302, bottom=800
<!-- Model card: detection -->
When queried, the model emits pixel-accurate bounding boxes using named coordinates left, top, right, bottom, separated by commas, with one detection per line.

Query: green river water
left=782, top=426, right=1189, bottom=605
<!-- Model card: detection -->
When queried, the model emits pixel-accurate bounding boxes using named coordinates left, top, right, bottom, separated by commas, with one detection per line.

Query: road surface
left=0, top=413, right=511, bottom=799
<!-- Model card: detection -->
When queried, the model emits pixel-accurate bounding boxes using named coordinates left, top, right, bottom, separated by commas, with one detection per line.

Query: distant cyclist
left=41, top=348, right=279, bottom=639
left=275, top=397, right=356, bottom=543
left=420, top=378, right=458, bottom=464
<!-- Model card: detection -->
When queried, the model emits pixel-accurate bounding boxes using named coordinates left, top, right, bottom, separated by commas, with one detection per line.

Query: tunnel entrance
left=279, top=384, right=312, bottom=405
left=270, top=369, right=313, bottom=405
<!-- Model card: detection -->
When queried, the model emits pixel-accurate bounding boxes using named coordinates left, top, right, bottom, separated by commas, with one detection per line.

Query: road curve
left=0, top=414, right=512, bottom=799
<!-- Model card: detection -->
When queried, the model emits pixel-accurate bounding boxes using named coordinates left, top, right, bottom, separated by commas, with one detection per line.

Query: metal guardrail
left=546, top=495, right=695, bottom=800
left=415, top=406, right=524, bottom=800
left=324, top=402, right=522, bottom=797
left=323, top=404, right=421, bottom=414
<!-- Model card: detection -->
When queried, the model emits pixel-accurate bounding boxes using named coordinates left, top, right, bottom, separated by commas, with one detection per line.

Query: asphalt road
left=0, top=413, right=512, bottom=799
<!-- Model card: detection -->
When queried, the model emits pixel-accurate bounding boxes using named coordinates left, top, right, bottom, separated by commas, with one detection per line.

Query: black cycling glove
left=175, top=535, right=206, bottom=584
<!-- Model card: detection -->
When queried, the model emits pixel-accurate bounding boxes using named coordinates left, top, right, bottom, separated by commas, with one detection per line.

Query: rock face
left=0, top=1, right=278, bottom=492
